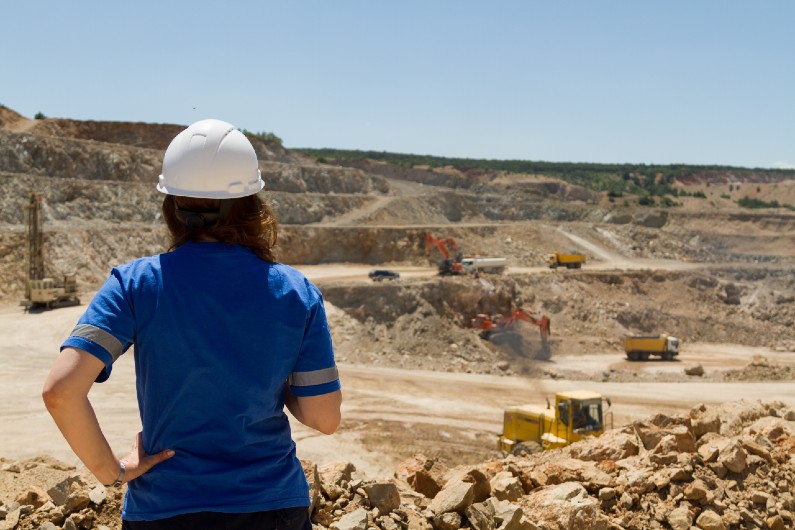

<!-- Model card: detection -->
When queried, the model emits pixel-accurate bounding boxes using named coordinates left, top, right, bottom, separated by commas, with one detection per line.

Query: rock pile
left=0, top=408, right=793, bottom=530
left=299, top=400, right=794, bottom=530
left=300, top=402, right=795, bottom=530
left=721, top=355, right=795, bottom=382
left=0, top=457, right=124, bottom=530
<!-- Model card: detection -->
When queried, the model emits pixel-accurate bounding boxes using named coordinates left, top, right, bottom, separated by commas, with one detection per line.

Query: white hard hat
left=157, top=119, right=264, bottom=199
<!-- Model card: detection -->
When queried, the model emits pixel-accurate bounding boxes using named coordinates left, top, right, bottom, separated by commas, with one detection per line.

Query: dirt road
left=2, top=301, right=794, bottom=481
left=552, top=342, right=795, bottom=375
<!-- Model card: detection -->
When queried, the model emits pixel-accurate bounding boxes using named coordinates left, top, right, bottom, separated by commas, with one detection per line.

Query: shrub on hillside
left=738, top=196, right=794, bottom=211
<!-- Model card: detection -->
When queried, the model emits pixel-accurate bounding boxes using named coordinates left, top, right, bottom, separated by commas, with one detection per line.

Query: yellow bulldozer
left=498, top=390, right=612, bottom=455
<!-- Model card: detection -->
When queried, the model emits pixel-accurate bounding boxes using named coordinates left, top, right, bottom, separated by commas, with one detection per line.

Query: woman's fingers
left=143, top=449, right=176, bottom=470
left=120, top=433, right=175, bottom=484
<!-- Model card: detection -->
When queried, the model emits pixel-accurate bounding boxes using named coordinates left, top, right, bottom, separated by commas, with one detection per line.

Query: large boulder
left=689, top=403, right=721, bottom=439
left=532, top=458, right=612, bottom=491
left=443, top=466, right=492, bottom=503
left=518, top=482, right=609, bottom=530
left=363, top=481, right=400, bottom=516
left=489, top=471, right=523, bottom=502
left=568, top=429, right=640, bottom=461
left=633, top=413, right=695, bottom=452
left=394, top=454, right=445, bottom=499
left=428, top=479, right=475, bottom=516
left=330, top=507, right=368, bottom=530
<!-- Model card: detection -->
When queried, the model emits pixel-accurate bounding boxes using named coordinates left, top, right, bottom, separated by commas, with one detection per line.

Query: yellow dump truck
left=624, top=334, right=680, bottom=361
left=547, top=252, right=586, bottom=269
left=497, top=390, right=612, bottom=455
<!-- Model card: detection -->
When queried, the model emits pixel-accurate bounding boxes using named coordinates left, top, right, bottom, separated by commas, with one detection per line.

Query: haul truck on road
left=624, top=334, right=680, bottom=361
left=547, top=252, right=586, bottom=269
left=498, top=390, right=612, bottom=455
left=425, top=232, right=506, bottom=276
left=461, top=257, right=506, bottom=274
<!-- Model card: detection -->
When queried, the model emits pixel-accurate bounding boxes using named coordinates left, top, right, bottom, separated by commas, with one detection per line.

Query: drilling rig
left=20, top=194, right=80, bottom=311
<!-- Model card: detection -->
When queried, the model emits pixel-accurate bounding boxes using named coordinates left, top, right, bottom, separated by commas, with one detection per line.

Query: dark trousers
left=122, top=507, right=312, bottom=530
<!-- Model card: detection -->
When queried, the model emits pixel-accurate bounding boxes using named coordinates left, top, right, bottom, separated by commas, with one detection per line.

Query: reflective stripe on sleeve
left=289, top=366, right=339, bottom=387
left=69, top=324, right=124, bottom=362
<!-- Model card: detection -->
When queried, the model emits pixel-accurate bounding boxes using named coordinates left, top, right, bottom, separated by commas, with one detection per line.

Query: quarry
left=0, top=105, right=794, bottom=529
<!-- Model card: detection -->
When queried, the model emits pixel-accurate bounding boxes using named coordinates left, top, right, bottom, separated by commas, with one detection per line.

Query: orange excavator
left=472, top=308, right=551, bottom=356
left=425, top=232, right=464, bottom=275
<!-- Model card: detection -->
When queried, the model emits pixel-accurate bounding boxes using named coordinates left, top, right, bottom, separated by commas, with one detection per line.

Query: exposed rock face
left=0, top=130, right=162, bottom=183
left=2, top=109, right=795, bottom=529
left=0, top=111, right=600, bottom=306
left=19, top=116, right=301, bottom=164
left=264, top=162, right=389, bottom=194
left=2, top=109, right=795, bottom=370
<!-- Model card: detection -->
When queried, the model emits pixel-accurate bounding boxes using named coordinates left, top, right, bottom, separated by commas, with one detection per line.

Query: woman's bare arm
left=42, top=347, right=173, bottom=485
left=284, top=383, right=342, bottom=435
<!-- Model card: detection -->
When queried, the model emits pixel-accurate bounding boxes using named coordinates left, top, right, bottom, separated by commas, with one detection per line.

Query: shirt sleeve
left=60, top=269, right=135, bottom=382
left=289, top=293, right=341, bottom=397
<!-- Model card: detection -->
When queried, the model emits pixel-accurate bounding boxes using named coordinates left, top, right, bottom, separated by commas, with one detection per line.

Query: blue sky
left=2, top=1, right=793, bottom=168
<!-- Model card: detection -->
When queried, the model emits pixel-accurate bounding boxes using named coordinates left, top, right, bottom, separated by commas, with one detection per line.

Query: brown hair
left=162, top=194, right=278, bottom=263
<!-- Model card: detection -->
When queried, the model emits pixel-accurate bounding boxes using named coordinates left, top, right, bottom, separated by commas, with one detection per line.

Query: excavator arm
left=425, top=232, right=465, bottom=275
left=425, top=232, right=462, bottom=258
left=425, top=232, right=451, bottom=259
left=501, top=309, right=551, bottom=338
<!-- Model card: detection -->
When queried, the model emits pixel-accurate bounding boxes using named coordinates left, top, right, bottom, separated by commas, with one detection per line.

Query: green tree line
left=294, top=148, right=795, bottom=197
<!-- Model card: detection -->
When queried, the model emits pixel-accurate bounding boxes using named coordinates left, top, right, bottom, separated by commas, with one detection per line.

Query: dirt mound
left=0, top=106, right=27, bottom=129
left=325, top=275, right=554, bottom=377
left=323, top=269, right=795, bottom=377
left=721, top=355, right=795, bottom=382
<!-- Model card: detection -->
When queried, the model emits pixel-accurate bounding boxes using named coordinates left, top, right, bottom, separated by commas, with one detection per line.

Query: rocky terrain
left=1, top=105, right=793, bottom=370
left=2, top=400, right=792, bottom=530
left=1, top=105, right=794, bottom=529
left=322, top=268, right=795, bottom=379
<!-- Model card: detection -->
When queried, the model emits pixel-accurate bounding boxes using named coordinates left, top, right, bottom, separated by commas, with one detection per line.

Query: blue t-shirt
left=61, top=241, right=340, bottom=521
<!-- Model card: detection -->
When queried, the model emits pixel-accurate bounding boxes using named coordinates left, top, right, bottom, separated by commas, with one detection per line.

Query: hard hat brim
left=156, top=174, right=265, bottom=199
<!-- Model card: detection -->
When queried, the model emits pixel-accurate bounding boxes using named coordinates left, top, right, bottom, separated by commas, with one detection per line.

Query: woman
left=43, top=119, right=342, bottom=530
